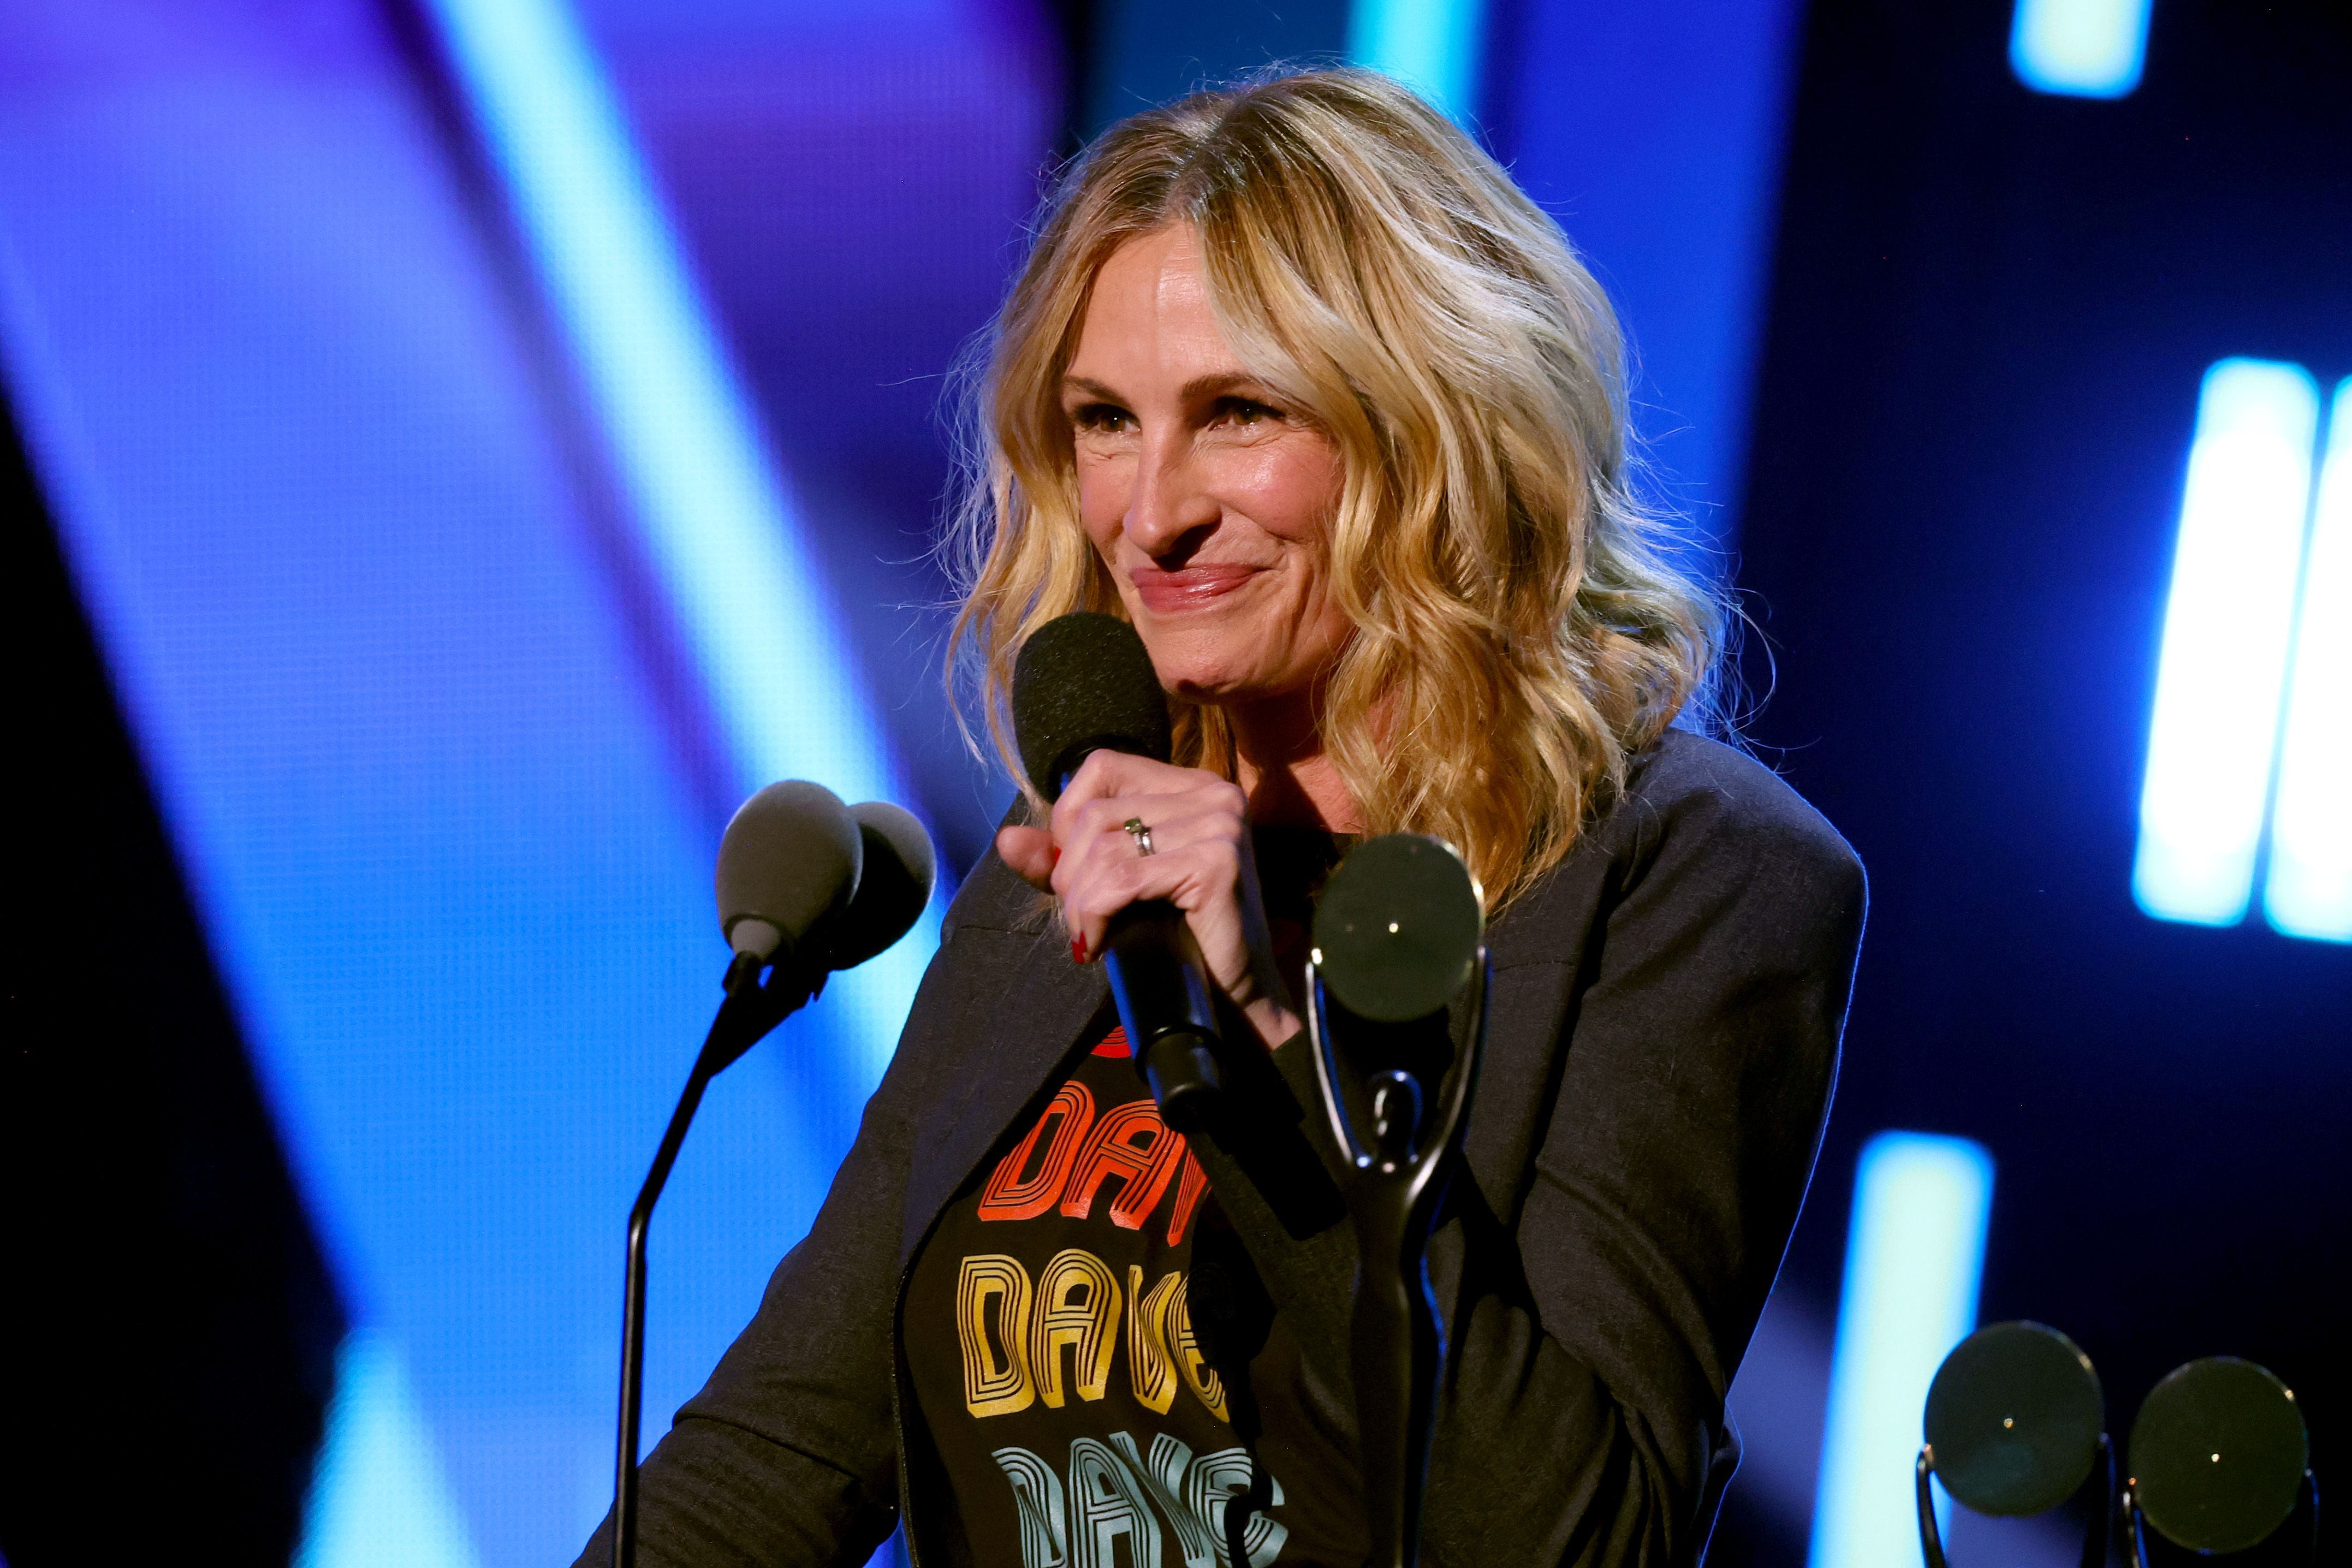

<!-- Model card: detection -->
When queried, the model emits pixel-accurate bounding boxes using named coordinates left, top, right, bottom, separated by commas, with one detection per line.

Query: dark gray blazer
left=581, top=729, right=1866, bottom=1567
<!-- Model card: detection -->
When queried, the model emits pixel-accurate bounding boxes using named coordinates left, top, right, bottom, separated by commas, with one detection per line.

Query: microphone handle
left=1100, top=899, right=1224, bottom=1131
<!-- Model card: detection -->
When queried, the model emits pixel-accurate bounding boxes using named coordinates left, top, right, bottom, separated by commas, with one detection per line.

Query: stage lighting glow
left=421, top=0, right=942, bottom=1119
left=2010, top=0, right=2153, bottom=99
left=296, top=1334, right=483, bottom=1568
left=423, top=0, right=898, bottom=810
left=1349, top=0, right=1489, bottom=124
left=2264, top=381, right=2352, bottom=942
left=2134, top=360, right=2320, bottom=928
left=1808, top=1133, right=1994, bottom=1568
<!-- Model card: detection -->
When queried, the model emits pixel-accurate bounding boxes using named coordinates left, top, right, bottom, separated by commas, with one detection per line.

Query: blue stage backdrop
left=2, top=3, right=1831, bottom=1565
left=0, top=2, right=1052, bottom=1563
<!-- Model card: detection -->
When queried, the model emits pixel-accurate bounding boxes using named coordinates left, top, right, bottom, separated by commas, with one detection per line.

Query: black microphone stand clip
left=611, top=948, right=823, bottom=1568
left=1915, top=1434, right=2112, bottom=1568
left=1303, top=949, right=1488, bottom=1568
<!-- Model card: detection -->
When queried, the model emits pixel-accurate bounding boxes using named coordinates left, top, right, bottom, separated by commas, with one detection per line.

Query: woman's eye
left=1217, top=397, right=1282, bottom=426
left=1071, top=403, right=1134, bottom=433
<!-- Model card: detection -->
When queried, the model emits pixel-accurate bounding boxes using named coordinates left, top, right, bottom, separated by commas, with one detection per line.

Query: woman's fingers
left=996, top=748, right=1297, bottom=1046
left=1049, top=749, right=1209, bottom=840
left=996, top=823, right=1056, bottom=890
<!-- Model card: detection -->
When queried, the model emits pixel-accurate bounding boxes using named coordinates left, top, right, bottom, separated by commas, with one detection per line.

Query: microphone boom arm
left=611, top=952, right=821, bottom=1568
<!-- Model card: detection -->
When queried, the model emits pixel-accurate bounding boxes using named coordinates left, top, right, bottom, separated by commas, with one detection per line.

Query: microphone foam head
left=829, top=801, right=937, bottom=970
left=1923, top=1321, right=2104, bottom=1518
left=716, top=780, right=862, bottom=961
left=2129, top=1357, right=2307, bottom=1554
left=1312, top=834, right=1484, bottom=1023
left=1012, top=612, right=1171, bottom=801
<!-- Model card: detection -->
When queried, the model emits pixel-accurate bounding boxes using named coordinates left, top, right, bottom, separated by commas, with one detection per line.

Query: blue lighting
left=1809, top=1133, right=1994, bottom=1568
left=424, top=0, right=942, bottom=1091
left=297, top=1334, right=484, bottom=1568
left=2265, top=380, right=2352, bottom=942
left=1349, top=0, right=1489, bottom=124
left=2010, top=0, right=2153, bottom=99
left=2134, top=359, right=2320, bottom=928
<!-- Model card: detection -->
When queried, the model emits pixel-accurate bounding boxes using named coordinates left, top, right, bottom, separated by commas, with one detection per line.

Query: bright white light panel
left=2266, top=382, right=2352, bottom=940
left=2011, top=0, right=2154, bottom=99
left=1808, top=1133, right=1995, bottom=1568
left=2136, top=360, right=2347, bottom=942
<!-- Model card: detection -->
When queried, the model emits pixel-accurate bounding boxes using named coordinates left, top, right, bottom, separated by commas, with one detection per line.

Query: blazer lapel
left=899, top=923, right=1108, bottom=1268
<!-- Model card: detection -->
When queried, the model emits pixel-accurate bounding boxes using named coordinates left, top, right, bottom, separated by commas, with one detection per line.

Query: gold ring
left=1122, top=817, right=1155, bottom=857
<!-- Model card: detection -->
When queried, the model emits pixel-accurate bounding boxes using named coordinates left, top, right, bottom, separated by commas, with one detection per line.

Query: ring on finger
left=1122, top=817, right=1155, bottom=857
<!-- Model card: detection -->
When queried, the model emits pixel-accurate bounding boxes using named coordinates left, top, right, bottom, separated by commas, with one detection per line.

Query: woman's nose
left=1122, top=437, right=1220, bottom=557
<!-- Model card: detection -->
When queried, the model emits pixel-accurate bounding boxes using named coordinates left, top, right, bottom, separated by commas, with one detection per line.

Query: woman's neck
left=1228, top=688, right=1362, bottom=833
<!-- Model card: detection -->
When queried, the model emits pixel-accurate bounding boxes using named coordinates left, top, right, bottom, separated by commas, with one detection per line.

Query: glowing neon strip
left=419, top=0, right=941, bottom=1071
left=422, top=0, right=895, bottom=809
left=2134, top=360, right=2320, bottom=927
left=1348, top=0, right=1489, bottom=124
left=1809, top=1133, right=1994, bottom=1568
left=296, top=1334, right=484, bottom=1568
left=2264, top=380, right=2352, bottom=941
left=2010, top=0, right=2153, bottom=99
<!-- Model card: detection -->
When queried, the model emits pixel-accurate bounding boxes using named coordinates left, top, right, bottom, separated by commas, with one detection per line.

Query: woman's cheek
left=1075, top=457, right=1129, bottom=545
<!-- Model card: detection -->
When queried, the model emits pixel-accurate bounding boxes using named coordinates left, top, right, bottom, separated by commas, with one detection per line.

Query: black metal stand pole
left=1305, top=953, right=1487, bottom=1568
left=611, top=952, right=810, bottom=1568
left=1916, top=1449, right=1950, bottom=1568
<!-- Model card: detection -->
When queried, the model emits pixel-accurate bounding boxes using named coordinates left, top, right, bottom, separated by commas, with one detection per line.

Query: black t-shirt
left=902, top=832, right=1363, bottom=1568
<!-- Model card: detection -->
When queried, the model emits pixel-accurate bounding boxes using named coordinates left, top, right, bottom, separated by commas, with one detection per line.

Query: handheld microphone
left=1012, top=612, right=1222, bottom=1131
left=615, top=781, right=935, bottom=1568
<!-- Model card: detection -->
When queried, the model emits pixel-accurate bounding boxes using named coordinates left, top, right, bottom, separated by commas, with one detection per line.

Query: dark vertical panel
left=1717, top=1, right=2351, bottom=1561
left=3, top=389, right=345, bottom=1565
left=1082, top=0, right=1352, bottom=137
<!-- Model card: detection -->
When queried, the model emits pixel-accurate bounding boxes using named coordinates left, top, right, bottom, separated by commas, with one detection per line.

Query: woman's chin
left=1161, top=662, right=1309, bottom=709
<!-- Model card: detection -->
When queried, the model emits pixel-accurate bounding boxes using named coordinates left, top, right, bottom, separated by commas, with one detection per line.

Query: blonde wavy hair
left=946, top=68, right=1722, bottom=913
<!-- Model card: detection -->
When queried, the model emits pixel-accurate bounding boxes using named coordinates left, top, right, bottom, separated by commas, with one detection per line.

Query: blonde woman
left=584, top=69, right=1863, bottom=1568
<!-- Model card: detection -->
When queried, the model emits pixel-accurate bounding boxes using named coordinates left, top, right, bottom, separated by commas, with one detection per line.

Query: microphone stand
left=1303, top=952, right=1488, bottom=1568
left=612, top=950, right=821, bottom=1568
left=1916, top=1435, right=2112, bottom=1568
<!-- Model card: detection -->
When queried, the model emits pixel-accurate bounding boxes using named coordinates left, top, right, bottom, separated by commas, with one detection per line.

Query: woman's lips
left=1130, top=563, right=1261, bottom=614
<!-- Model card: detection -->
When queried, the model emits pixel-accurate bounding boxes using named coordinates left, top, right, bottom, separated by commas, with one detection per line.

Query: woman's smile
left=1127, top=560, right=1267, bottom=614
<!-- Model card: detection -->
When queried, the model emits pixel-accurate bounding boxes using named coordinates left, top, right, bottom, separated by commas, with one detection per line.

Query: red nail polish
left=1071, top=935, right=1088, bottom=965
left=1050, top=846, right=1062, bottom=866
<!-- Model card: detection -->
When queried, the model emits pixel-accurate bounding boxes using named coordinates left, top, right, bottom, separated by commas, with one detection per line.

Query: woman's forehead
left=1071, top=230, right=1244, bottom=388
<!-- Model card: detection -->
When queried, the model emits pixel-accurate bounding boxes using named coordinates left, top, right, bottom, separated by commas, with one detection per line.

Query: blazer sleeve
left=1191, top=743, right=1867, bottom=1568
left=569, top=891, right=996, bottom=1568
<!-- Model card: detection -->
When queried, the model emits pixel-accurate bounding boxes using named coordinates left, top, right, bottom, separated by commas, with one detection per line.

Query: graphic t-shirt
left=904, top=834, right=1362, bottom=1567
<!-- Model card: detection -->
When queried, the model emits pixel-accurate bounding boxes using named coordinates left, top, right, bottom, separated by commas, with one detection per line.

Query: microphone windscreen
left=1923, top=1321, right=2104, bottom=1518
left=716, top=781, right=862, bottom=960
left=1012, top=612, right=1172, bottom=802
left=829, top=801, right=937, bottom=970
left=1312, top=834, right=1484, bottom=1023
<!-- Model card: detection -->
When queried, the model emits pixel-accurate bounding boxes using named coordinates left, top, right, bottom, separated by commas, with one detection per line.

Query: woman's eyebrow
left=1059, top=371, right=1267, bottom=403
left=1180, top=372, right=1264, bottom=401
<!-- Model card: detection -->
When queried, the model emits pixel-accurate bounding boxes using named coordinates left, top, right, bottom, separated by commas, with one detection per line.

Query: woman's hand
left=996, top=750, right=1300, bottom=1050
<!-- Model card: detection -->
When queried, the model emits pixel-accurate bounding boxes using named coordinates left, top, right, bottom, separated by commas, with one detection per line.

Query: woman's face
left=1062, top=226, right=1352, bottom=707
